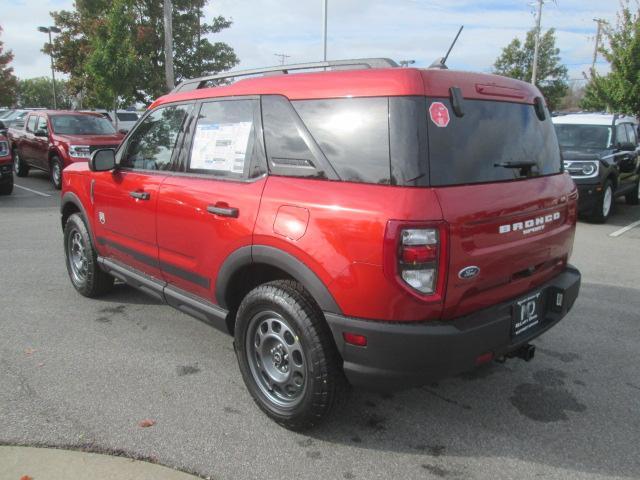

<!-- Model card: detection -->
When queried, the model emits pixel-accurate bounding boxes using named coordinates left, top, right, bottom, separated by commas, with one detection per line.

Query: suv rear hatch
left=422, top=91, right=577, bottom=319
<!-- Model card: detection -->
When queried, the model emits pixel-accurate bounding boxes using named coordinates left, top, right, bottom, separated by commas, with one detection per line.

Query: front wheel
left=63, top=213, right=114, bottom=297
left=50, top=156, right=63, bottom=190
left=13, top=149, right=29, bottom=177
left=590, top=180, right=614, bottom=223
left=625, top=179, right=639, bottom=205
left=234, top=280, right=344, bottom=430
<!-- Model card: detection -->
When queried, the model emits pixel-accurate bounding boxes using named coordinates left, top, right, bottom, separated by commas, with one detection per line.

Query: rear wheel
left=13, top=149, right=29, bottom=177
left=50, top=156, right=63, bottom=190
left=0, top=175, right=13, bottom=195
left=234, top=280, right=344, bottom=430
left=625, top=179, right=639, bottom=205
left=63, top=213, right=114, bottom=297
left=591, top=180, right=614, bottom=223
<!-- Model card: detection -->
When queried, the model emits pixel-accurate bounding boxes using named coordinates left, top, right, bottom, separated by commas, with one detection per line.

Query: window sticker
left=429, top=102, right=450, bottom=128
left=190, top=121, right=252, bottom=173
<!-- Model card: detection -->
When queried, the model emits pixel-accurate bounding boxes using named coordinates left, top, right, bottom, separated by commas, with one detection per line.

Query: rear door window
left=427, top=99, right=562, bottom=186
left=187, top=99, right=265, bottom=179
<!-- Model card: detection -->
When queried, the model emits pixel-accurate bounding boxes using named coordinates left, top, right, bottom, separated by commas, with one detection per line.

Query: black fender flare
left=60, top=191, right=90, bottom=231
left=216, top=245, right=342, bottom=315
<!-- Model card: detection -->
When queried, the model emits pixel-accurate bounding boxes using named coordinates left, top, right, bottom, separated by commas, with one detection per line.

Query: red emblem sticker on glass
left=429, top=102, right=450, bottom=128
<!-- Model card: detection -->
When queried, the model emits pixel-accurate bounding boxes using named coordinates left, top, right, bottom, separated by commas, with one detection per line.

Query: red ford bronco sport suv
left=8, top=110, right=124, bottom=190
left=60, top=58, right=581, bottom=429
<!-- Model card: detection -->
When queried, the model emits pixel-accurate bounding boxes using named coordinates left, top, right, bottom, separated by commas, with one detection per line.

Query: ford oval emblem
left=458, top=266, right=480, bottom=280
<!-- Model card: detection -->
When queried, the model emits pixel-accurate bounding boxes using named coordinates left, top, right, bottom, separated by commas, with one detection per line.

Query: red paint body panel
left=92, top=170, right=165, bottom=278
left=156, top=175, right=266, bottom=301
left=254, top=176, right=445, bottom=321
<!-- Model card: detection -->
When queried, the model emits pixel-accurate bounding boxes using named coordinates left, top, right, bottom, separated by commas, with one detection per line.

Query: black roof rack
left=171, top=58, right=399, bottom=94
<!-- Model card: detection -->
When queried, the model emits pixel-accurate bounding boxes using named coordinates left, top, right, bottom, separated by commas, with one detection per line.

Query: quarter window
left=119, top=104, right=190, bottom=171
left=293, top=97, right=391, bottom=184
left=27, top=115, right=37, bottom=133
left=187, top=99, right=265, bottom=179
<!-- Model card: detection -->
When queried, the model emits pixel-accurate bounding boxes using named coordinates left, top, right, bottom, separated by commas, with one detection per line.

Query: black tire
left=625, top=179, right=639, bottom=205
left=63, top=213, right=114, bottom=297
left=13, top=149, right=29, bottom=177
left=234, top=280, right=345, bottom=430
left=590, top=179, right=614, bottom=223
left=0, top=175, right=13, bottom=195
left=50, top=156, right=63, bottom=190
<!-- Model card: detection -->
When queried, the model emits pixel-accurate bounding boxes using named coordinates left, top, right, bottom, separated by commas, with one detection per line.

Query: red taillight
left=383, top=221, right=448, bottom=302
left=401, top=245, right=437, bottom=263
left=475, top=352, right=494, bottom=365
left=343, top=332, right=367, bottom=347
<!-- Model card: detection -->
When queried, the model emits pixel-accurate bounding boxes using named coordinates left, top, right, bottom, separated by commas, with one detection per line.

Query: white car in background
left=79, top=109, right=140, bottom=133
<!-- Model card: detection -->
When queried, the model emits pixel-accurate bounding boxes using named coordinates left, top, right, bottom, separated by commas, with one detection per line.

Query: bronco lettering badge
left=499, top=211, right=561, bottom=235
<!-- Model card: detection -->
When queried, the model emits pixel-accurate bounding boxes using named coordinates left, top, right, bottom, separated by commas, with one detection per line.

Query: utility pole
left=591, top=18, right=606, bottom=76
left=530, top=0, right=544, bottom=85
left=274, top=53, right=291, bottom=65
left=322, top=0, right=328, bottom=61
left=163, top=0, right=175, bottom=91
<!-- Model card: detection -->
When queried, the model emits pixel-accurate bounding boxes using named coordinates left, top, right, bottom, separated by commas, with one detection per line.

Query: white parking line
left=14, top=184, right=52, bottom=197
left=609, top=219, right=640, bottom=238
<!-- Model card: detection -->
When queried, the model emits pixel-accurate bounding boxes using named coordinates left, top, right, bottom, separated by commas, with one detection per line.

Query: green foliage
left=0, top=27, right=18, bottom=106
left=493, top=28, right=569, bottom=111
left=86, top=0, right=141, bottom=115
left=580, top=1, right=640, bottom=117
left=17, top=77, right=72, bottom=109
left=49, top=0, right=238, bottom=106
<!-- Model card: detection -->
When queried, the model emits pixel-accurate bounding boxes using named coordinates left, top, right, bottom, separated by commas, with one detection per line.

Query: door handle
left=129, top=191, right=150, bottom=200
left=207, top=204, right=239, bottom=218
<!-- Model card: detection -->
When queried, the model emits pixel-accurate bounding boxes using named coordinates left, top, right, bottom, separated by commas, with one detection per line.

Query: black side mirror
left=0, top=120, right=6, bottom=132
left=118, top=128, right=128, bottom=135
left=89, top=149, right=116, bottom=172
left=34, top=129, right=48, bottom=137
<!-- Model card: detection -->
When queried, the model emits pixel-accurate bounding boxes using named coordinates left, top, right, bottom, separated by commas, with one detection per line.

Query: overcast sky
left=1, top=0, right=621, bottom=83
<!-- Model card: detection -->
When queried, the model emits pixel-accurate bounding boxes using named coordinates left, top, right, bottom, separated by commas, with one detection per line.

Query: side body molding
left=216, top=245, right=342, bottom=315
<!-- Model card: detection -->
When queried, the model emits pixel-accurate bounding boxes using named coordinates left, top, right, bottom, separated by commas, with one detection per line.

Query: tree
left=86, top=0, right=141, bottom=128
left=48, top=0, right=239, bottom=105
left=17, top=77, right=72, bottom=109
left=493, top=28, right=569, bottom=111
left=580, top=1, right=640, bottom=117
left=0, top=27, right=18, bottom=106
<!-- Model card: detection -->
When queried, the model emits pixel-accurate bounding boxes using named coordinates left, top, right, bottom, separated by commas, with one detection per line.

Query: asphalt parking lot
left=1, top=172, right=639, bottom=480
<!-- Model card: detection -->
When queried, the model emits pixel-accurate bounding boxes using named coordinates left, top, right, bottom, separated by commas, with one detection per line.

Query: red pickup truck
left=8, top=111, right=124, bottom=189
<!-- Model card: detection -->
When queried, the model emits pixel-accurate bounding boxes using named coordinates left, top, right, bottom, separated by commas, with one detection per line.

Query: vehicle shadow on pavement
left=303, top=282, right=640, bottom=479
left=92, top=282, right=164, bottom=307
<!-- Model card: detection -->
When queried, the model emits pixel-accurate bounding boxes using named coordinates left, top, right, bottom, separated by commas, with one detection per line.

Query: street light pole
left=38, top=26, right=61, bottom=109
left=322, top=0, right=328, bottom=61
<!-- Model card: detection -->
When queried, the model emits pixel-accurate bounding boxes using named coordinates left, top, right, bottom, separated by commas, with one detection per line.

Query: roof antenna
left=429, top=26, right=464, bottom=69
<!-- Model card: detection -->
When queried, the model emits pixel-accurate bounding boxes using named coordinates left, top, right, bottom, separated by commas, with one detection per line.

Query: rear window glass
left=427, top=99, right=562, bottom=186
left=293, top=98, right=390, bottom=184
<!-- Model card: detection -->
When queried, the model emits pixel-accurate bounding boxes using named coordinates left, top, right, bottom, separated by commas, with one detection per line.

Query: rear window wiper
left=494, top=161, right=537, bottom=169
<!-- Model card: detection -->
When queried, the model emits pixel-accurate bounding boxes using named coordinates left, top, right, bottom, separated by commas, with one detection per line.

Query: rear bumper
left=325, top=265, right=581, bottom=391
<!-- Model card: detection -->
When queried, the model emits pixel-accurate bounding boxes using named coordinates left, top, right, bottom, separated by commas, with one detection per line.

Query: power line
left=274, top=53, right=291, bottom=65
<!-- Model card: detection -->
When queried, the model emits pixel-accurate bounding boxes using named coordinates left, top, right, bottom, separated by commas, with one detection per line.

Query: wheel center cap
left=270, top=344, right=287, bottom=369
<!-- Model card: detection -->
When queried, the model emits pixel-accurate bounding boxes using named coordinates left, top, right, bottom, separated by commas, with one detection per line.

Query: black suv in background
left=553, top=113, right=640, bottom=222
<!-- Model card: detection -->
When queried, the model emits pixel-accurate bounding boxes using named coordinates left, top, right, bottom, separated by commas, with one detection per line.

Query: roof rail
left=171, top=58, right=399, bottom=94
